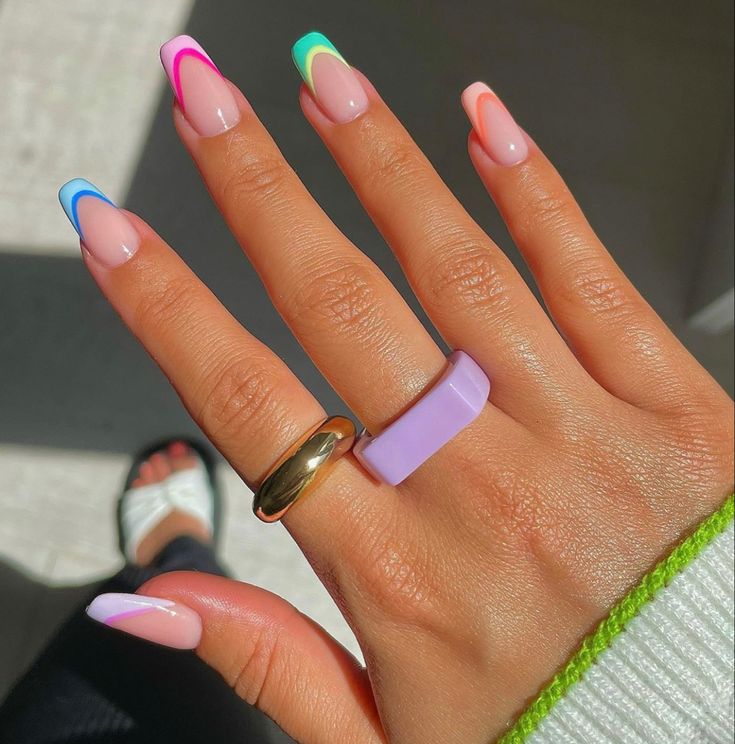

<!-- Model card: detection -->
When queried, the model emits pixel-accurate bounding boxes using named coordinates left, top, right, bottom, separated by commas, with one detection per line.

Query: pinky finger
left=88, top=572, right=384, bottom=744
left=462, top=83, right=705, bottom=411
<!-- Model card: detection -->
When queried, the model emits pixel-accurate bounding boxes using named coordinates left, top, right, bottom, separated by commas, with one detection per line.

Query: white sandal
left=116, top=440, right=221, bottom=563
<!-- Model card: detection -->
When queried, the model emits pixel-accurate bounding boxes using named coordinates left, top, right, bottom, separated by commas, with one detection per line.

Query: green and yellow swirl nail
left=292, top=31, right=368, bottom=123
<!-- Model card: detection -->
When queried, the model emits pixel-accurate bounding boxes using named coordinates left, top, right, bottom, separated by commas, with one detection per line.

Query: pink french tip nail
left=58, top=179, right=140, bottom=269
left=86, top=593, right=202, bottom=650
left=461, top=82, right=529, bottom=167
left=160, top=34, right=240, bottom=137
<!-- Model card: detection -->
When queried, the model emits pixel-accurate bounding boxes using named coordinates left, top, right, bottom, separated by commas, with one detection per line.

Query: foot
left=131, top=442, right=212, bottom=566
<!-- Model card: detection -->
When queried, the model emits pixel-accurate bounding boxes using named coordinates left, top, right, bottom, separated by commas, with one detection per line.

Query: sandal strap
left=121, top=484, right=172, bottom=563
left=165, top=464, right=214, bottom=531
left=120, top=461, right=215, bottom=563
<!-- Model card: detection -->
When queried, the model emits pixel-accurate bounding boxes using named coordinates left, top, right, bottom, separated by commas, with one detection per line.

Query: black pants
left=0, top=537, right=290, bottom=744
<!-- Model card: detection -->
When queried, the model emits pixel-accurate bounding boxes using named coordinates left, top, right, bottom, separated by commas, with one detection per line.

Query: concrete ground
left=0, top=0, right=732, bottom=736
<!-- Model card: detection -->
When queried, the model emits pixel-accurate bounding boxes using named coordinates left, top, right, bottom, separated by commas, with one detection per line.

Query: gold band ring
left=253, top=416, right=356, bottom=523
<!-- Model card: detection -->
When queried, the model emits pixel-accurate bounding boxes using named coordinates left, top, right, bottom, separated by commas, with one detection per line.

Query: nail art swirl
left=87, top=592, right=202, bottom=649
left=160, top=35, right=222, bottom=113
left=292, top=31, right=349, bottom=94
left=58, top=178, right=115, bottom=239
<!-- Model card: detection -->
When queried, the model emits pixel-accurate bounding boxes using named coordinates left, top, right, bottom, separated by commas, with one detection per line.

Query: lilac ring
left=353, top=350, right=490, bottom=486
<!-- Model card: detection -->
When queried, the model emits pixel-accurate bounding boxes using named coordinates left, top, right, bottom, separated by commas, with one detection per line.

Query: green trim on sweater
left=499, top=493, right=735, bottom=744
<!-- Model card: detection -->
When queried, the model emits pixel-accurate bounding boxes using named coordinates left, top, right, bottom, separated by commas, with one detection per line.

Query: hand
left=68, top=34, right=733, bottom=744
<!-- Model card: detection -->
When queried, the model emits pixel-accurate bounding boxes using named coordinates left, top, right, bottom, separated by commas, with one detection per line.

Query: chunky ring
left=353, top=351, right=490, bottom=486
left=253, top=416, right=356, bottom=523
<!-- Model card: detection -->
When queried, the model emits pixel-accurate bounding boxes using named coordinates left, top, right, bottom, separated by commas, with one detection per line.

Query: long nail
left=292, top=31, right=368, bottom=124
left=58, top=179, right=140, bottom=269
left=160, top=35, right=240, bottom=137
left=86, top=593, right=202, bottom=649
left=461, top=82, right=528, bottom=166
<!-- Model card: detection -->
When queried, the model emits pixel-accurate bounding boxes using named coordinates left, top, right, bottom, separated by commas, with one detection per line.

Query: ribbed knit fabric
left=524, top=520, right=734, bottom=744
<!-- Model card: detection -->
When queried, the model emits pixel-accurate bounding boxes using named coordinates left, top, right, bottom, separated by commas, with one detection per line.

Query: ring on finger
left=253, top=416, right=357, bottom=522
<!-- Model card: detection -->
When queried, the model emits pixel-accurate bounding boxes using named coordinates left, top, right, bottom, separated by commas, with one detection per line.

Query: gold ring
left=253, top=416, right=356, bottom=523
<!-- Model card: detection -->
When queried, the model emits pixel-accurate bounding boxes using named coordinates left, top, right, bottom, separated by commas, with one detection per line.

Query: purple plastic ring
left=352, top=350, right=490, bottom=486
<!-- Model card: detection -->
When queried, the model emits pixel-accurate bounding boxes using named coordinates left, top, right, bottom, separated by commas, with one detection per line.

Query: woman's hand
left=66, top=34, right=733, bottom=744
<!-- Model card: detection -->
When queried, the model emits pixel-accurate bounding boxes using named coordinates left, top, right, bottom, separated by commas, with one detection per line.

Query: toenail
left=169, top=441, right=189, bottom=457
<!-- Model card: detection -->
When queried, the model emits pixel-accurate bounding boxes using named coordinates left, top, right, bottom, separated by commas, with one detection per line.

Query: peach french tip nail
left=159, top=34, right=240, bottom=138
left=292, top=31, right=368, bottom=124
left=86, top=592, right=202, bottom=650
left=461, top=82, right=529, bottom=167
left=58, top=178, right=140, bottom=270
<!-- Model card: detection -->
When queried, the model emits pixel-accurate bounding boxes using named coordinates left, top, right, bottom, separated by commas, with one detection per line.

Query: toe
left=150, top=452, right=171, bottom=481
left=139, top=460, right=155, bottom=484
left=169, top=442, right=199, bottom=472
left=168, top=440, right=189, bottom=458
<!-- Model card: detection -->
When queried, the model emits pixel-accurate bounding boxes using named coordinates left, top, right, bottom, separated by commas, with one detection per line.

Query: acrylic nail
left=58, top=178, right=140, bottom=269
left=160, top=35, right=240, bottom=137
left=86, top=593, right=202, bottom=649
left=292, top=31, right=368, bottom=124
left=461, top=82, right=528, bottom=166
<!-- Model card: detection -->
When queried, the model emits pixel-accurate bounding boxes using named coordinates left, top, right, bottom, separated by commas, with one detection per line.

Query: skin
left=82, top=70, right=733, bottom=744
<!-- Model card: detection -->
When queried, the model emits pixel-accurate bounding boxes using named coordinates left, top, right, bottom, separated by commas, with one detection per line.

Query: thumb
left=86, top=571, right=384, bottom=744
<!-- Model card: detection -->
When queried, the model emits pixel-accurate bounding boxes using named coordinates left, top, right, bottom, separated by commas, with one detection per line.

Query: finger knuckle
left=475, top=462, right=544, bottom=539
left=196, top=355, right=285, bottom=441
left=292, top=257, right=385, bottom=339
left=458, top=450, right=566, bottom=558
left=563, top=261, right=637, bottom=319
left=422, top=234, right=517, bottom=319
left=220, top=153, right=292, bottom=211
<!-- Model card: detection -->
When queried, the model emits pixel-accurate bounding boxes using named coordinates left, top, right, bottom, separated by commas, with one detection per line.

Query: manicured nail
left=461, top=82, right=528, bottom=166
left=86, top=593, right=202, bottom=649
left=292, top=31, right=368, bottom=124
left=58, top=179, right=140, bottom=269
left=160, top=35, right=240, bottom=137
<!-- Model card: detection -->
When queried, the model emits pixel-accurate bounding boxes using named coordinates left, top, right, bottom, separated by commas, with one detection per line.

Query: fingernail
left=160, top=35, right=240, bottom=137
left=292, top=31, right=368, bottom=124
left=58, top=179, right=140, bottom=269
left=461, top=82, right=528, bottom=166
left=86, top=593, right=202, bottom=649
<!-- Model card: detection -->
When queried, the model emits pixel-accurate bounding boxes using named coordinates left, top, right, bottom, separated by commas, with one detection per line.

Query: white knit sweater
left=528, top=522, right=734, bottom=744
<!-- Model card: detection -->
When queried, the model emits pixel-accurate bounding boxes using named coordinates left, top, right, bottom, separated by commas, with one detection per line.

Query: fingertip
left=86, top=591, right=202, bottom=650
